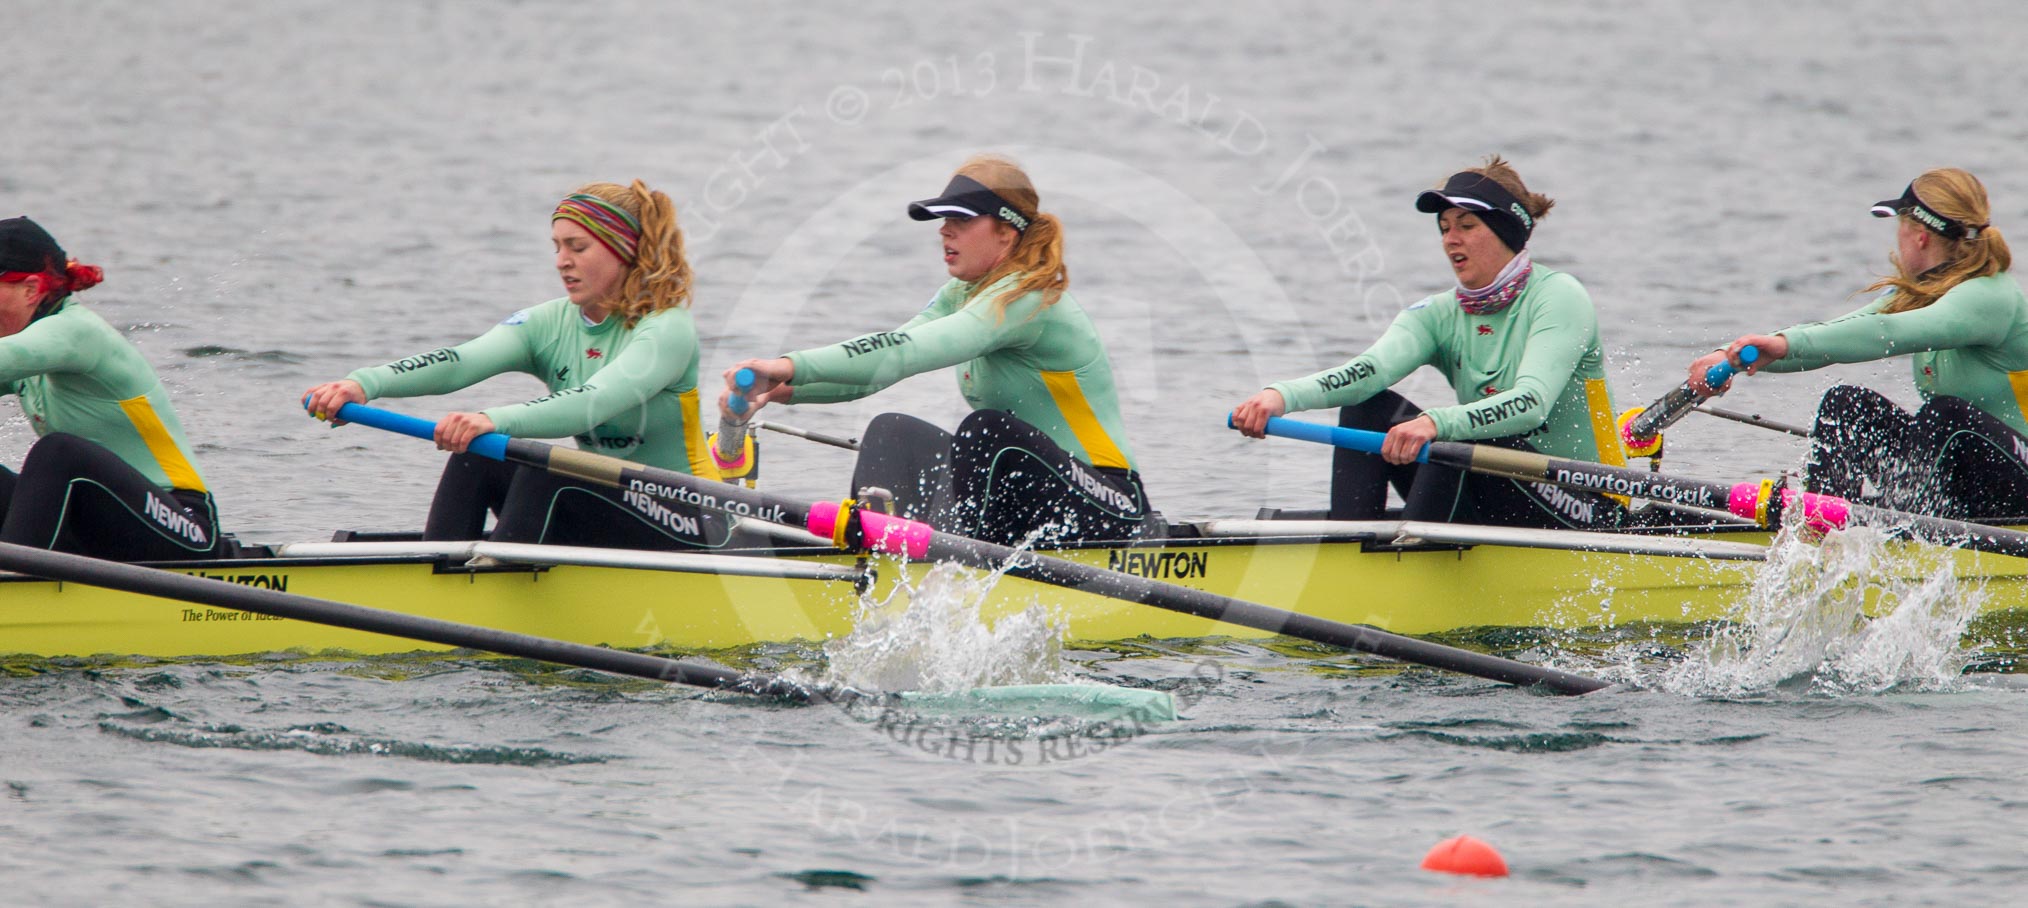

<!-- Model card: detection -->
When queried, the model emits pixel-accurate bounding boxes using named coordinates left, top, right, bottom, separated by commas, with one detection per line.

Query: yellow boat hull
left=7, top=526, right=2025, bottom=661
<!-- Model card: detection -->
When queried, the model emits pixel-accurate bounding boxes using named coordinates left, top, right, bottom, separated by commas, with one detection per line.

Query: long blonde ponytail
left=1871, top=168, right=2012, bottom=314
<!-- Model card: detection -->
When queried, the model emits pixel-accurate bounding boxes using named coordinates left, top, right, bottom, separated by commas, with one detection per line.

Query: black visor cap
left=1870, top=183, right=1974, bottom=240
left=1414, top=172, right=1535, bottom=252
left=0, top=217, right=65, bottom=274
left=906, top=175, right=1031, bottom=231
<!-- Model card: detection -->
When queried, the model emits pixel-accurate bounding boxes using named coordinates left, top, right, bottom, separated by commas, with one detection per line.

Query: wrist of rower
left=776, top=353, right=808, bottom=387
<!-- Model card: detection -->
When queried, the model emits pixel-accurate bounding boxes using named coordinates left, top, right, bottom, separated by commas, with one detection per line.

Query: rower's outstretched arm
left=346, top=320, right=536, bottom=400
left=1266, top=310, right=1436, bottom=415
left=782, top=290, right=1045, bottom=401
left=1779, top=283, right=2015, bottom=368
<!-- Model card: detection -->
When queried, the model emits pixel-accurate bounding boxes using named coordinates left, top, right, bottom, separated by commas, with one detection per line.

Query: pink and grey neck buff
left=1455, top=250, right=1532, bottom=316
left=1413, top=172, right=1538, bottom=316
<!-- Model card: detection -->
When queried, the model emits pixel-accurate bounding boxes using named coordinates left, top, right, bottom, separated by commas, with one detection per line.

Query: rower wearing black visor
left=1233, top=156, right=1637, bottom=530
left=1688, top=168, right=2028, bottom=520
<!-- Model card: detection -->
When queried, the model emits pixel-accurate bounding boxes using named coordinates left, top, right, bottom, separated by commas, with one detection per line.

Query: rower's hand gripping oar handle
left=1704, top=344, right=1756, bottom=393
left=326, top=402, right=511, bottom=461
left=1620, top=345, right=1759, bottom=453
left=1226, top=413, right=1430, bottom=463
left=712, top=368, right=758, bottom=475
left=727, top=367, right=756, bottom=417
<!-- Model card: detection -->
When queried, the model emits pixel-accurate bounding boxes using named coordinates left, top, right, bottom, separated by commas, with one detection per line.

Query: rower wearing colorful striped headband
left=554, top=193, right=644, bottom=263
left=305, top=179, right=742, bottom=553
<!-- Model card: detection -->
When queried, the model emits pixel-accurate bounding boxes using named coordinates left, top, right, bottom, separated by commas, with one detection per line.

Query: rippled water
left=9, top=1, right=2028, bottom=904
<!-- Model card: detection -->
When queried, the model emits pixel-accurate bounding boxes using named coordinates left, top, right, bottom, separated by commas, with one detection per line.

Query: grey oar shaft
left=1626, top=385, right=1703, bottom=442
left=1627, top=352, right=1756, bottom=444
left=715, top=416, right=751, bottom=461
left=921, top=535, right=1608, bottom=695
left=1852, top=504, right=2028, bottom=560
left=0, top=542, right=809, bottom=700
left=522, top=439, right=1605, bottom=693
left=755, top=420, right=861, bottom=451
left=1694, top=404, right=1812, bottom=438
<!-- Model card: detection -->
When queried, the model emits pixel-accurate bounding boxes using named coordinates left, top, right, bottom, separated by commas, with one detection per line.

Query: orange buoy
left=1420, top=834, right=1508, bottom=877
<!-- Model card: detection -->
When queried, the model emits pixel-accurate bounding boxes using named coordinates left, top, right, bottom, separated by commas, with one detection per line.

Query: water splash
left=821, top=555, right=1070, bottom=694
left=1653, top=525, right=1984, bottom=696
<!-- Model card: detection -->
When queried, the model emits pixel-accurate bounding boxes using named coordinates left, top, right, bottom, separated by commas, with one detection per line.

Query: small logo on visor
left=998, top=206, right=1031, bottom=231
left=1908, top=204, right=1949, bottom=235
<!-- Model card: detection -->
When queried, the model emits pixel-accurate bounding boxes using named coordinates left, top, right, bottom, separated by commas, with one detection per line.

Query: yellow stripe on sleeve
left=1040, top=370, right=1130, bottom=470
left=679, top=388, right=724, bottom=482
left=117, top=395, right=208, bottom=492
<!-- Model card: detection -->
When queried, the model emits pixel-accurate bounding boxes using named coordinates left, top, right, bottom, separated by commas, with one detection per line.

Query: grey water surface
left=6, top=1, right=2028, bottom=904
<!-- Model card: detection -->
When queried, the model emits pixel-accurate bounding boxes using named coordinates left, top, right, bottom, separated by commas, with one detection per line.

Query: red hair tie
left=64, top=261, right=103, bottom=293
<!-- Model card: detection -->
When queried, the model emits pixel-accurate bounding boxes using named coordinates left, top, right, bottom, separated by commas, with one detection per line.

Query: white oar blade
left=896, top=684, right=1177, bottom=722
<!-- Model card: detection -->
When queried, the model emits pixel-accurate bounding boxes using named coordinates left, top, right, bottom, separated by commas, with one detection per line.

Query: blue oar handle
left=1704, top=344, right=1759, bottom=390
left=1228, top=413, right=1429, bottom=463
left=331, top=402, right=510, bottom=462
left=728, top=368, right=757, bottom=415
left=715, top=368, right=757, bottom=465
left=1623, top=344, right=1766, bottom=448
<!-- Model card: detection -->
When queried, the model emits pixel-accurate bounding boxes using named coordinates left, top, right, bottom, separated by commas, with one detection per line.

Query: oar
left=1619, top=345, right=1758, bottom=455
left=334, top=402, right=1609, bottom=695
left=1, top=539, right=1173, bottom=717
left=1690, top=404, right=1812, bottom=438
left=1242, top=414, right=2028, bottom=560
left=712, top=370, right=862, bottom=470
left=0, top=540, right=808, bottom=699
left=710, top=367, right=759, bottom=482
left=753, top=419, right=861, bottom=451
left=731, top=368, right=863, bottom=450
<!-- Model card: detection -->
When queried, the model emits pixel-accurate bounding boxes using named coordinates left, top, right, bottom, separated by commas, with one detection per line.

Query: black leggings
left=947, top=409, right=1157, bottom=546
left=1328, top=391, right=1637, bottom=530
left=423, top=453, right=734, bottom=550
left=1807, top=385, right=2028, bottom=520
left=856, top=410, right=1157, bottom=546
left=0, top=432, right=225, bottom=561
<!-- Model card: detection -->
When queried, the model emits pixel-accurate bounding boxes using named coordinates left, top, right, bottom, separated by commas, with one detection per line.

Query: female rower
left=1231, top=156, right=1634, bottom=529
left=0, top=217, right=227, bottom=560
left=1689, top=168, right=2026, bottom=520
left=303, top=181, right=731, bottom=549
left=720, top=154, right=1156, bottom=546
